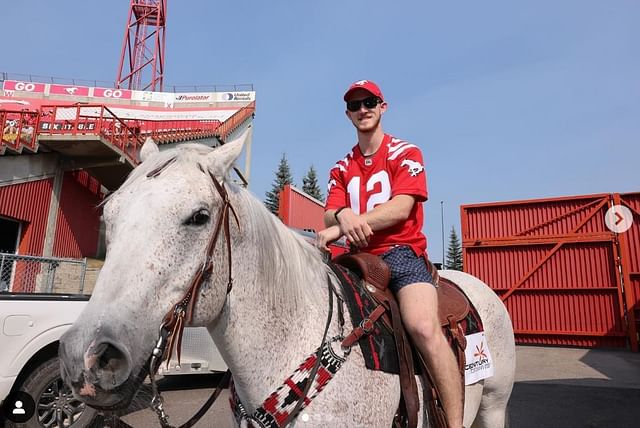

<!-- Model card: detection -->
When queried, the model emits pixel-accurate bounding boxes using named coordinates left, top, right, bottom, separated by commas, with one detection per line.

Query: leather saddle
left=333, top=252, right=470, bottom=328
left=333, top=252, right=470, bottom=428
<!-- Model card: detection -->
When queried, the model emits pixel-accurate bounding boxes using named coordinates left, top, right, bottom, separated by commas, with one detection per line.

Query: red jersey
left=325, top=134, right=428, bottom=256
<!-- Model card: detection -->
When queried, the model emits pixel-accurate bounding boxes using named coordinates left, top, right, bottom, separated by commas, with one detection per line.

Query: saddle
left=333, top=252, right=470, bottom=428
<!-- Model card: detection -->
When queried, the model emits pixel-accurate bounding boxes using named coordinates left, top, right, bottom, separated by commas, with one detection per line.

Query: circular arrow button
left=605, top=205, right=633, bottom=233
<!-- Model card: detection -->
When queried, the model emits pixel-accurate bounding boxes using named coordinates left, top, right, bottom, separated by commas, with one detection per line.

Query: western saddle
left=334, top=252, right=470, bottom=428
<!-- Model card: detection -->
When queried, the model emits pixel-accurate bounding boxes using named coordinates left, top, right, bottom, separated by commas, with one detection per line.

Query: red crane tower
left=116, top=0, right=167, bottom=91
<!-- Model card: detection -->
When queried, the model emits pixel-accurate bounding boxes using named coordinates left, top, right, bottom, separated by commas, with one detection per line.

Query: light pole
left=440, top=200, right=445, bottom=269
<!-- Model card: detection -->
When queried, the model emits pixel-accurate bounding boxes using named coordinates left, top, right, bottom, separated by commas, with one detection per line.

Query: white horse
left=59, top=133, right=515, bottom=427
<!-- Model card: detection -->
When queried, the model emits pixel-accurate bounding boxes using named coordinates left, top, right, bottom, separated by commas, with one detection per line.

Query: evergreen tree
left=302, top=165, right=324, bottom=202
left=446, top=226, right=463, bottom=271
left=264, top=154, right=294, bottom=215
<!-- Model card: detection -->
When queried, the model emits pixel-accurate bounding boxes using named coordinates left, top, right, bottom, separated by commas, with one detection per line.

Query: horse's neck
left=210, top=205, right=333, bottom=409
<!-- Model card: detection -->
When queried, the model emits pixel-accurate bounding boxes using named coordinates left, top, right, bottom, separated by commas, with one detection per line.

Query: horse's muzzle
left=59, top=333, right=137, bottom=408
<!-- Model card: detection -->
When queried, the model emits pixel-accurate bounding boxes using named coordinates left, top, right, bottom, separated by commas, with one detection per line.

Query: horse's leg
left=472, top=304, right=516, bottom=428
left=439, top=270, right=516, bottom=428
left=471, top=356, right=514, bottom=428
left=470, top=395, right=509, bottom=428
left=462, top=381, right=484, bottom=427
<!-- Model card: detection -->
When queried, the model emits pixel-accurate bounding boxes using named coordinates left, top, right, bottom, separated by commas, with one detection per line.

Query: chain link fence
left=0, top=253, right=88, bottom=294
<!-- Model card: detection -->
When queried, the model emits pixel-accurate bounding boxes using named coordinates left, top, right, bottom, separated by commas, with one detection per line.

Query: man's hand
left=316, top=225, right=342, bottom=252
left=336, top=208, right=373, bottom=248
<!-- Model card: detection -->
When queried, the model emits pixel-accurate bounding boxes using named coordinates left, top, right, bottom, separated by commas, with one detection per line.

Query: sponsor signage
left=132, top=90, right=176, bottom=106
left=107, top=107, right=235, bottom=122
left=93, top=87, right=133, bottom=100
left=2, top=80, right=46, bottom=93
left=39, top=121, right=97, bottom=131
left=173, top=92, right=215, bottom=103
left=464, top=332, right=495, bottom=385
left=218, top=91, right=255, bottom=102
left=50, top=84, right=90, bottom=97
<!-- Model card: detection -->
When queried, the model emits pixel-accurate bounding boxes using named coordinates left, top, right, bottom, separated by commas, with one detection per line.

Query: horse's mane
left=109, top=143, right=328, bottom=309
left=232, top=185, right=328, bottom=309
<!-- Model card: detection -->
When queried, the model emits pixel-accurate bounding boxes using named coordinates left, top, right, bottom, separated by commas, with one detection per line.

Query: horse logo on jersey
left=401, top=159, right=424, bottom=177
left=327, top=179, right=337, bottom=191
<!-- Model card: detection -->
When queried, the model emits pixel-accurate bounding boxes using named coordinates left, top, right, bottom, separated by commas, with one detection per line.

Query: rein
left=144, top=171, right=238, bottom=428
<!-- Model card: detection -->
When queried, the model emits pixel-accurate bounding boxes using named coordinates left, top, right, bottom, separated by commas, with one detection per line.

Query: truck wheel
left=15, top=355, right=100, bottom=428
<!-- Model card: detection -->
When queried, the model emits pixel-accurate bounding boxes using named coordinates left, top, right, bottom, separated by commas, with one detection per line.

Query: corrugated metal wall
left=0, top=173, right=103, bottom=259
left=278, top=185, right=349, bottom=258
left=618, top=193, right=640, bottom=350
left=0, top=179, right=54, bottom=292
left=53, top=171, right=103, bottom=258
left=0, top=179, right=53, bottom=255
left=462, top=192, right=640, bottom=350
left=278, top=184, right=326, bottom=232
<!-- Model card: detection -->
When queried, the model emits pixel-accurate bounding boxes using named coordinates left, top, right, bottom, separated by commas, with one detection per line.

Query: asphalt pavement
left=102, top=346, right=640, bottom=427
left=510, top=346, right=640, bottom=428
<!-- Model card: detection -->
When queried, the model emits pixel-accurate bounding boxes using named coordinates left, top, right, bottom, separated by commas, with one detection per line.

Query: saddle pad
left=331, top=264, right=484, bottom=375
left=332, top=264, right=399, bottom=373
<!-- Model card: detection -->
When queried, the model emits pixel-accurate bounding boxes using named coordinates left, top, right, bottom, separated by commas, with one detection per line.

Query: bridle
left=145, top=166, right=238, bottom=428
left=152, top=171, right=238, bottom=366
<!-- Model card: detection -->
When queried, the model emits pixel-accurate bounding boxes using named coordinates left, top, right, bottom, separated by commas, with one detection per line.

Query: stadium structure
left=0, top=0, right=255, bottom=291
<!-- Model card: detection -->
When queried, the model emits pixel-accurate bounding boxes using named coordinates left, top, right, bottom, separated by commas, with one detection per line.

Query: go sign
left=93, top=87, right=132, bottom=99
left=3, top=80, right=46, bottom=93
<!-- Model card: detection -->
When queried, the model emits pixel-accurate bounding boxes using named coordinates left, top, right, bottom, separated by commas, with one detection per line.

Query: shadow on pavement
left=90, top=372, right=229, bottom=427
left=510, top=346, right=640, bottom=428
left=510, top=382, right=640, bottom=428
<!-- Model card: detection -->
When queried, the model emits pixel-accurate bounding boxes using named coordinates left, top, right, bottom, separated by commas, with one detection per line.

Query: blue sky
left=3, top=1, right=638, bottom=263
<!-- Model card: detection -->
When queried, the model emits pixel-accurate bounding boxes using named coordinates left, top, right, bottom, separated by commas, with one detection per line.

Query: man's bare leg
left=397, top=283, right=463, bottom=428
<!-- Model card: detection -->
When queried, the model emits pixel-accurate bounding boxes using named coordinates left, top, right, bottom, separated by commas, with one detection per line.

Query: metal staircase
left=1, top=101, right=255, bottom=189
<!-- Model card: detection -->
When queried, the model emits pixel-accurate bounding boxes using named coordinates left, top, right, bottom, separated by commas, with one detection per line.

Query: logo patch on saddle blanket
left=464, top=332, right=495, bottom=385
left=331, top=264, right=488, bottom=380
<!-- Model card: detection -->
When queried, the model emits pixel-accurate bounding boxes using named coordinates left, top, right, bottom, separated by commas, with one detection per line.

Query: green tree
left=302, top=165, right=324, bottom=202
left=264, top=153, right=294, bottom=215
left=446, top=226, right=463, bottom=271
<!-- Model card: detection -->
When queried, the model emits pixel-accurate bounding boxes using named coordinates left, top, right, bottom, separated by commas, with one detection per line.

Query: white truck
left=0, top=292, right=225, bottom=427
left=0, top=230, right=341, bottom=427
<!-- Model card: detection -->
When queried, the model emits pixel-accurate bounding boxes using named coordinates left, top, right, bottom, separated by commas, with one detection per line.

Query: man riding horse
left=317, top=80, right=463, bottom=428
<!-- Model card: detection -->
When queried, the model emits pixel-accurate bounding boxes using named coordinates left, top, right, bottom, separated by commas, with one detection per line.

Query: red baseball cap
left=343, top=80, right=384, bottom=102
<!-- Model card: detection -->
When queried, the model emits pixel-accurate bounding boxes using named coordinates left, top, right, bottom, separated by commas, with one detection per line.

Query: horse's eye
left=186, top=209, right=210, bottom=226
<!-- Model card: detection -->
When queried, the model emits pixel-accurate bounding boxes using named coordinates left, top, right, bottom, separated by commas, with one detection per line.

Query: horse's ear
left=139, top=137, right=159, bottom=163
left=208, top=126, right=251, bottom=177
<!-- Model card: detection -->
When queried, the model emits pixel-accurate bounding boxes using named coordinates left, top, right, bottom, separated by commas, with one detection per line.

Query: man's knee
left=403, top=310, right=443, bottom=349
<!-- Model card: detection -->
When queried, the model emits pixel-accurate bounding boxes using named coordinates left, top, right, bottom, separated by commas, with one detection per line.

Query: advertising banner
left=464, top=332, right=495, bottom=385
left=217, top=91, right=255, bottom=102
left=132, top=90, right=176, bottom=106
left=39, top=121, right=97, bottom=132
left=107, top=107, right=235, bottom=122
left=2, top=80, right=46, bottom=94
left=50, top=84, right=90, bottom=97
left=173, top=92, right=216, bottom=103
left=93, top=87, right=133, bottom=100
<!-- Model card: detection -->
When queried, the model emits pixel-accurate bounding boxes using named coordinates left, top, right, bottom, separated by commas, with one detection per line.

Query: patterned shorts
left=381, top=245, right=436, bottom=293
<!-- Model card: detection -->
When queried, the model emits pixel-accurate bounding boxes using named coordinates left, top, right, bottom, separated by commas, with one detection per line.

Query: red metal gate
left=461, top=192, right=640, bottom=351
left=617, top=192, right=640, bottom=350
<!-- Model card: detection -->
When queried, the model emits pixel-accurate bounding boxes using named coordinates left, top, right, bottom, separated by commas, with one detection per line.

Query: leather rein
left=144, top=168, right=238, bottom=428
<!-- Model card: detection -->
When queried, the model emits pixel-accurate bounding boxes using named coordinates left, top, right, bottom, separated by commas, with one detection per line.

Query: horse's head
left=59, top=132, right=247, bottom=410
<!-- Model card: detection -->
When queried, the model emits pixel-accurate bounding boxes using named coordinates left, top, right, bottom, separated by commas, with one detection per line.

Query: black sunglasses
left=346, top=96, right=382, bottom=112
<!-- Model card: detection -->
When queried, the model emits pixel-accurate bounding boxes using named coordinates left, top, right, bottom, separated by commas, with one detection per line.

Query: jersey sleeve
left=390, top=145, right=428, bottom=202
left=325, top=164, right=347, bottom=211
